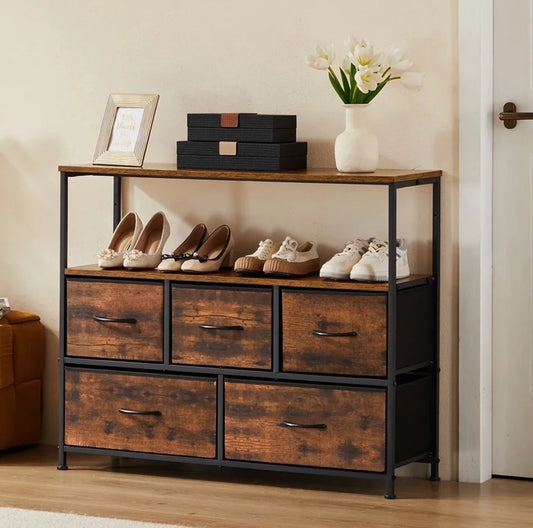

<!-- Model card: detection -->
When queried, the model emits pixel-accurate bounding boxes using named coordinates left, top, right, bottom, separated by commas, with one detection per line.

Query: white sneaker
left=319, top=239, right=370, bottom=280
left=349, top=238, right=410, bottom=281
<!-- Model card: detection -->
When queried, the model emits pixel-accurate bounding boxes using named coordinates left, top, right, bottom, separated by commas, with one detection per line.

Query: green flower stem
left=328, top=66, right=349, bottom=103
left=339, top=68, right=351, bottom=96
left=325, top=67, right=400, bottom=105
left=349, top=64, right=357, bottom=103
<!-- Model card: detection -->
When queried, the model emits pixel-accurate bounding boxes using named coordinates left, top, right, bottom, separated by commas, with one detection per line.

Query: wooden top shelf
left=65, top=265, right=433, bottom=292
left=58, top=163, right=441, bottom=185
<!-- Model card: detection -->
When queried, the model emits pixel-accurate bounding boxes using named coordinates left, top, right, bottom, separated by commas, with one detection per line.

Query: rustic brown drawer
left=67, top=280, right=163, bottom=362
left=172, top=285, right=272, bottom=369
left=224, top=381, right=386, bottom=472
left=65, top=369, right=216, bottom=458
left=282, top=290, right=387, bottom=377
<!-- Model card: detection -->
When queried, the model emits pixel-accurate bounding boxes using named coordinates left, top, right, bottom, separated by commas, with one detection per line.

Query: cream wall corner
left=0, top=0, right=458, bottom=480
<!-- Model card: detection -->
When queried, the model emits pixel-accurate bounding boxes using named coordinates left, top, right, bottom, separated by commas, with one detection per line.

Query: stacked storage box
left=177, top=113, right=307, bottom=171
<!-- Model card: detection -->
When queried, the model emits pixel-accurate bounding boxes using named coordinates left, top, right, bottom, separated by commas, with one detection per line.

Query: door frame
left=458, top=0, right=493, bottom=482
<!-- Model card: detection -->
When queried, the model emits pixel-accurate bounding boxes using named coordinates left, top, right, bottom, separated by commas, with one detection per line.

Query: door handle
left=499, top=102, right=533, bottom=129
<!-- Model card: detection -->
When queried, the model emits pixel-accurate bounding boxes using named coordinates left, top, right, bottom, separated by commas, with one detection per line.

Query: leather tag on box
left=219, top=141, right=237, bottom=156
left=220, top=113, right=239, bottom=128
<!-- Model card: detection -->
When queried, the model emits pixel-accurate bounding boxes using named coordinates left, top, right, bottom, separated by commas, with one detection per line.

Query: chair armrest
left=0, top=323, right=15, bottom=389
left=6, top=312, right=45, bottom=385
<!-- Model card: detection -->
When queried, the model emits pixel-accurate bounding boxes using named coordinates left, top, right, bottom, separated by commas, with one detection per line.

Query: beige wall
left=0, top=1, right=458, bottom=479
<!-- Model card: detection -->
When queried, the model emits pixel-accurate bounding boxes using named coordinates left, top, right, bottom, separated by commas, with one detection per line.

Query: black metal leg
left=58, top=172, right=68, bottom=471
left=113, top=176, right=122, bottom=229
left=430, top=456, right=441, bottom=481
left=385, top=184, right=398, bottom=499
left=217, top=374, right=224, bottom=462
left=431, top=179, right=441, bottom=483
left=272, top=286, right=281, bottom=373
left=385, top=474, right=396, bottom=499
left=57, top=447, right=68, bottom=470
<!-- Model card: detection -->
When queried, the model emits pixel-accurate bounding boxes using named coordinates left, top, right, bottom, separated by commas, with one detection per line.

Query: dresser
left=58, top=164, right=441, bottom=499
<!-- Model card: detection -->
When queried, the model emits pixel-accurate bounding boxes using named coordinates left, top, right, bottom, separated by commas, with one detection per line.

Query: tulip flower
left=306, top=36, right=423, bottom=104
left=344, top=35, right=359, bottom=55
left=352, top=39, right=381, bottom=68
left=386, top=46, right=413, bottom=71
left=400, top=71, right=424, bottom=90
left=306, top=44, right=335, bottom=70
left=355, top=66, right=382, bottom=94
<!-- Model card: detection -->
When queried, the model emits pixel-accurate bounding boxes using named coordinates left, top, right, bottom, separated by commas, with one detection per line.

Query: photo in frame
left=93, top=93, right=159, bottom=166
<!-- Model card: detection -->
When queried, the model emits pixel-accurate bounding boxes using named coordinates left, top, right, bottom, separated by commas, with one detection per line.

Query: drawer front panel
left=67, top=280, right=163, bottom=362
left=65, top=369, right=216, bottom=458
left=172, top=285, right=272, bottom=369
left=225, top=381, right=386, bottom=472
left=282, top=291, right=387, bottom=377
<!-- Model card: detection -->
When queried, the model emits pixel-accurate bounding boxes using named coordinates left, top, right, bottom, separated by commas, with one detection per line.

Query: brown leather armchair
left=0, top=311, right=45, bottom=450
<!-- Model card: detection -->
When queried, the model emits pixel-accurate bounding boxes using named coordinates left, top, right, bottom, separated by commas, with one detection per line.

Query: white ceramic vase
left=334, top=104, right=378, bottom=173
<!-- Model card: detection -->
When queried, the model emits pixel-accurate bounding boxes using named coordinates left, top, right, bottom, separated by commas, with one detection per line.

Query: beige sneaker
left=234, top=239, right=281, bottom=275
left=263, top=236, right=320, bottom=276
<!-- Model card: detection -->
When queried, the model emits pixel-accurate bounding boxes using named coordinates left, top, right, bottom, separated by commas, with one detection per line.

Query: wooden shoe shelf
left=58, top=163, right=441, bottom=499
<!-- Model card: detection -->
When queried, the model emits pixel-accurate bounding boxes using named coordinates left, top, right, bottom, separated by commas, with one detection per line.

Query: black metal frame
left=58, top=169, right=441, bottom=499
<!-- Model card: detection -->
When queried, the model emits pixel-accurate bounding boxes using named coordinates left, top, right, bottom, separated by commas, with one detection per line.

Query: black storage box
left=187, top=113, right=297, bottom=143
left=177, top=141, right=307, bottom=171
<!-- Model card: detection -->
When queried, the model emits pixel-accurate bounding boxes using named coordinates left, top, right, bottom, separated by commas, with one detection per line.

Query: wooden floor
left=1, top=446, right=532, bottom=528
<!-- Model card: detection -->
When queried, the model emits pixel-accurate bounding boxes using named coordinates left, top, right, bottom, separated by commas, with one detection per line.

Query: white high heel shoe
left=181, top=225, right=234, bottom=273
left=97, top=212, right=143, bottom=269
left=123, top=211, right=170, bottom=269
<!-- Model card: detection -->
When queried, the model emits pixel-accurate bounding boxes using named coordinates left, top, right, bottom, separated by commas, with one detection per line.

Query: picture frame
left=93, top=93, right=159, bottom=166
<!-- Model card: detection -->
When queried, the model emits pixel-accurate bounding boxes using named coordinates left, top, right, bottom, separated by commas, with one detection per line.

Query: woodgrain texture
left=172, top=285, right=272, bottom=369
left=1, top=446, right=532, bottom=528
left=282, top=291, right=387, bottom=377
left=66, top=265, right=431, bottom=293
left=225, top=381, right=386, bottom=471
left=59, top=163, right=442, bottom=184
left=66, top=280, right=163, bottom=361
left=65, top=369, right=216, bottom=457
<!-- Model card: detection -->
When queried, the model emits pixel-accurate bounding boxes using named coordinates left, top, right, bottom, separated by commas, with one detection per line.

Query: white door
left=493, top=0, right=533, bottom=477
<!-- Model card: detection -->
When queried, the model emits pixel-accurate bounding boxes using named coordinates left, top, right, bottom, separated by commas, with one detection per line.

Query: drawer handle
left=198, top=324, right=244, bottom=331
left=93, top=315, right=137, bottom=324
left=280, top=420, right=327, bottom=429
left=118, top=408, right=161, bottom=416
left=311, top=329, right=358, bottom=337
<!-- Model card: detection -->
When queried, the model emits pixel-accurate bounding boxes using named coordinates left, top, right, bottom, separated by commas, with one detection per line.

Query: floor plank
left=0, top=446, right=532, bottom=528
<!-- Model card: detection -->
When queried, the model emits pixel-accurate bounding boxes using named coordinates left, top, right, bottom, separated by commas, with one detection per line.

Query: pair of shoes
left=157, top=224, right=234, bottom=273
left=234, top=236, right=320, bottom=277
left=156, top=223, right=208, bottom=271
left=233, top=239, right=281, bottom=275
left=319, top=238, right=410, bottom=281
left=97, top=211, right=170, bottom=270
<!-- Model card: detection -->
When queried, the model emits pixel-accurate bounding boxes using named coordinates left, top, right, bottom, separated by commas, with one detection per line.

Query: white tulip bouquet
left=306, top=36, right=424, bottom=104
